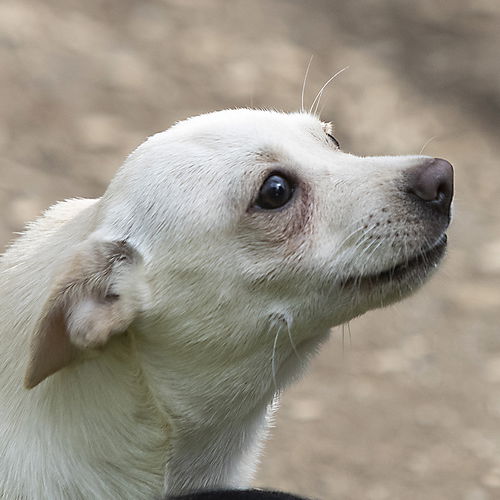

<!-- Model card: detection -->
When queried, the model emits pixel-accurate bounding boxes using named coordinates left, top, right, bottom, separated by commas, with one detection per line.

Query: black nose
left=406, top=158, right=454, bottom=215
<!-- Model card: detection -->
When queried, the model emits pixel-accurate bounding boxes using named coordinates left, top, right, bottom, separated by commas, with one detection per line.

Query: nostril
left=407, top=158, right=454, bottom=213
left=437, top=179, right=451, bottom=202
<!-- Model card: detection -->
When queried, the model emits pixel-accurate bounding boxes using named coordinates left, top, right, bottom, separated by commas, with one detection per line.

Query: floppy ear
left=24, top=239, right=146, bottom=389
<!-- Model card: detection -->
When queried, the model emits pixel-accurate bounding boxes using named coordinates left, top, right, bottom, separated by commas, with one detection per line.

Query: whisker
left=334, top=223, right=380, bottom=291
left=286, top=319, right=301, bottom=361
left=301, top=55, right=314, bottom=113
left=271, top=328, right=280, bottom=394
left=336, top=220, right=380, bottom=257
left=419, top=135, right=438, bottom=155
left=359, top=238, right=385, bottom=276
left=342, top=323, right=345, bottom=354
left=351, top=237, right=383, bottom=289
left=336, top=222, right=380, bottom=270
left=309, top=66, right=349, bottom=116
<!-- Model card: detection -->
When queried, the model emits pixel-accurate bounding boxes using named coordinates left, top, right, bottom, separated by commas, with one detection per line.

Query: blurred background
left=1, top=1, right=499, bottom=499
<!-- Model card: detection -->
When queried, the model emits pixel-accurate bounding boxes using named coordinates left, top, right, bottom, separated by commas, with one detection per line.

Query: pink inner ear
left=24, top=306, right=77, bottom=389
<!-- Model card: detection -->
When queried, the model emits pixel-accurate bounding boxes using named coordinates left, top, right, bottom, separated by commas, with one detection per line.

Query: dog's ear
left=24, top=239, right=147, bottom=389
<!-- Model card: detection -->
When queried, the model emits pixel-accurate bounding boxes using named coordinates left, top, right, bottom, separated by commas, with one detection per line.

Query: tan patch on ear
left=24, top=302, right=77, bottom=389
left=24, top=239, right=143, bottom=389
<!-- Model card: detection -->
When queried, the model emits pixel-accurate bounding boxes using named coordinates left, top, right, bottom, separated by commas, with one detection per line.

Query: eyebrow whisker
left=309, top=66, right=349, bottom=116
left=301, top=55, right=314, bottom=113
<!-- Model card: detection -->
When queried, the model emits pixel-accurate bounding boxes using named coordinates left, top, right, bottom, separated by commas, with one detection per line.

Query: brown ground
left=1, top=1, right=499, bottom=499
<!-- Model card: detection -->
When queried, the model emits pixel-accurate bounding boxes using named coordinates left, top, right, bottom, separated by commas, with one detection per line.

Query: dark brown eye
left=255, top=174, right=294, bottom=209
left=327, top=133, right=340, bottom=149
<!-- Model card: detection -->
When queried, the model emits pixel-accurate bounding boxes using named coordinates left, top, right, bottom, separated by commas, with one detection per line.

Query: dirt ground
left=1, top=1, right=499, bottom=499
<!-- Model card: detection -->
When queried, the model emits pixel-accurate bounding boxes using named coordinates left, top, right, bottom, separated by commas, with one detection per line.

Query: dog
left=0, top=109, right=453, bottom=499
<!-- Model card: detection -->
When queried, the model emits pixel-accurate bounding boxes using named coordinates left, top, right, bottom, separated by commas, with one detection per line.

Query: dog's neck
left=131, top=309, right=328, bottom=494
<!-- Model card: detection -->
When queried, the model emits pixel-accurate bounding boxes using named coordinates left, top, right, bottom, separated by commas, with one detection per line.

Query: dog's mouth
left=341, top=233, right=448, bottom=289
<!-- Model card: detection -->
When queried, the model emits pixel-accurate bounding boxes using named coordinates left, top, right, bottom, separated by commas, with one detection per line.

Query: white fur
left=0, top=109, right=448, bottom=498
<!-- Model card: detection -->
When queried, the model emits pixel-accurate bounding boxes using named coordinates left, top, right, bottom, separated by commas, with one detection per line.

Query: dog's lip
left=340, top=234, right=448, bottom=287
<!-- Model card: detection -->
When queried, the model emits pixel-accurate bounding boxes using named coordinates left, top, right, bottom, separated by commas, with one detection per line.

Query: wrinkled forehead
left=168, top=109, right=327, bottom=151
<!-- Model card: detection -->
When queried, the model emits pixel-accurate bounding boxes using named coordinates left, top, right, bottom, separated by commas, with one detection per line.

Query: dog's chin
left=341, top=234, right=448, bottom=308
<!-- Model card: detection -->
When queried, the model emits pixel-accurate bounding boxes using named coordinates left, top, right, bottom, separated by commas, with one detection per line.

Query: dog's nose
left=406, top=158, right=454, bottom=215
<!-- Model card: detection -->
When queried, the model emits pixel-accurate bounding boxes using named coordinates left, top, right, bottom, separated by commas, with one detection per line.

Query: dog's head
left=25, top=109, right=453, bottom=388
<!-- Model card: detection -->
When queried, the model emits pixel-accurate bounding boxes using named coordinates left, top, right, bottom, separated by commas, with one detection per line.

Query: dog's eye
left=255, top=174, right=294, bottom=210
left=327, top=133, right=340, bottom=149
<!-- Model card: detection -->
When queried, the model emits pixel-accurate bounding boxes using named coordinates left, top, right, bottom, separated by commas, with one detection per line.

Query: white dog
left=0, top=109, right=453, bottom=499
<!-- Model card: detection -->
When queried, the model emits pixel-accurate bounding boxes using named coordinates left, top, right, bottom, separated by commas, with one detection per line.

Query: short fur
left=0, top=109, right=451, bottom=498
